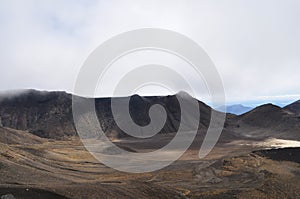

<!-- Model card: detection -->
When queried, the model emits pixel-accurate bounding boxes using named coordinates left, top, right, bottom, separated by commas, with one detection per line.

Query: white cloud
left=0, top=0, right=300, bottom=104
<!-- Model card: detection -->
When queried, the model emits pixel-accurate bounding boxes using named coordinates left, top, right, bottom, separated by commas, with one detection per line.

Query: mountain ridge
left=230, top=103, right=300, bottom=140
left=1, top=89, right=300, bottom=141
left=0, top=89, right=213, bottom=139
left=284, top=100, right=300, bottom=115
left=216, top=104, right=253, bottom=115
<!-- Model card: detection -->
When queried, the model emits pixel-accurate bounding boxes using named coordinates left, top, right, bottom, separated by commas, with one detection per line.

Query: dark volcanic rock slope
left=284, top=100, right=300, bottom=115
left=0, top=90, right=213, bottom=139
left=2, top=89, right=300, bottom=141
left=229, top=103, right=300, bottom=140
left=0, top=90, right=75, bottom=139
left=94, top=93, right=213, bottom=138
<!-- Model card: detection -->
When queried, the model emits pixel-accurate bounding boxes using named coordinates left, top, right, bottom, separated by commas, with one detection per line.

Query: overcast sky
left=0, top=0, right=300, bottom=106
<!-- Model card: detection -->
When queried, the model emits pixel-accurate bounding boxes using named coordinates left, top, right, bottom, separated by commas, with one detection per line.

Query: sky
left=0, top=0, right=300, bottom=107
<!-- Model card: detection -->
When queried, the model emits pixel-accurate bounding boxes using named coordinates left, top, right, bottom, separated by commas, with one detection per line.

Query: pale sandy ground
left=229, top=138, right=300, bottom=149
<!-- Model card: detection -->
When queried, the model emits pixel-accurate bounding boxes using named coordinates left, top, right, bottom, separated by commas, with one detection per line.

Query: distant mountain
left=229, top=103, right=300, bottom=140
left=2, top=89, right=300, bottom=142
left=237, top=104, right=288, bottom=127
left=0, top=90, right=213, bottom=139
left=284, top=100, right=300, bottom=115
left=216, top=104, right=253, bottom=115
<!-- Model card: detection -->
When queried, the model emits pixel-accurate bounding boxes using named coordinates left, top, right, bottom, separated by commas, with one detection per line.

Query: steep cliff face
left=0, top=90, right=75, bottom=139
left=94, top=93, right=213, bottom=138
left=0, top=90, right=213, bottom=139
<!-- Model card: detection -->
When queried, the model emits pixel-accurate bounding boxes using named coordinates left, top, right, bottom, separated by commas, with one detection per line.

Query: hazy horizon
left=0, top=88, right=298, bottom=109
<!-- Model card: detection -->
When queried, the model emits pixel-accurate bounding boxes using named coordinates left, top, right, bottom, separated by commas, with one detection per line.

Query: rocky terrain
left=0, top=126, right=300, bottom=199
left=0, top=90, right=212, bottom=139
left=0, top=90, right=300, bottom=198
left=0, top=90, right=75, bottom=139
left=253, top=147, right=300, bottom=164
left=228, top=103, right=300, bottom=140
